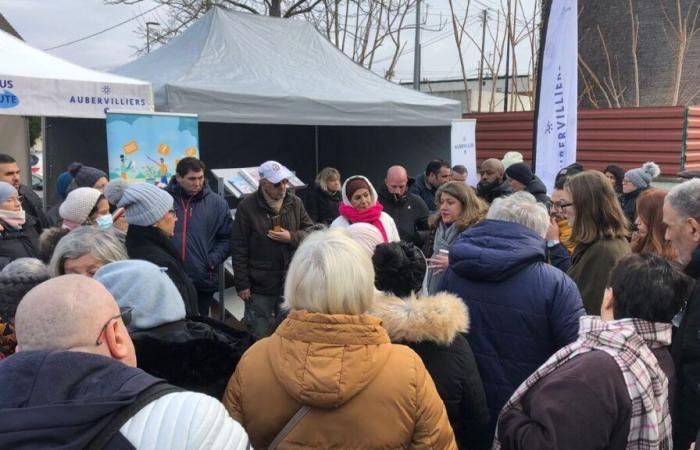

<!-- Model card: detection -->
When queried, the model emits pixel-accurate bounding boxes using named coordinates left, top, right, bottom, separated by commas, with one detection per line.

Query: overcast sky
left=0, top=0, right=537, bottom=83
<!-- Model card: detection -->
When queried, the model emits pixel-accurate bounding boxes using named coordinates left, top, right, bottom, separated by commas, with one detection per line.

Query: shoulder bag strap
left=268, top=405, right=311, bottom=450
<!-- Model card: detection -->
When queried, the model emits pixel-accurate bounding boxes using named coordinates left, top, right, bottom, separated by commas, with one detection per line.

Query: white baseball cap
left=259, top=160, right=293, bottom=184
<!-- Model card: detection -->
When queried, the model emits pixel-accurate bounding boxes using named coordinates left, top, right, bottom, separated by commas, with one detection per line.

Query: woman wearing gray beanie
left=621, top=162, right=660, bottom=227
left=104, top=180, right=198, bottom=315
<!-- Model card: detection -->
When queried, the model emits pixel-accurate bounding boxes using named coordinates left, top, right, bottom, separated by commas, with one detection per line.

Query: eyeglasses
left=95, top=307, right=133, bottom=346
left=550, top=200, right=573, bottom=210
left=273, top=179, right=288, bottom=188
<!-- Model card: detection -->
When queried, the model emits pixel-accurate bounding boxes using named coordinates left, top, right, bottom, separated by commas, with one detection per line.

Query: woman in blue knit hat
left=104, top=180, right=198, bottom=315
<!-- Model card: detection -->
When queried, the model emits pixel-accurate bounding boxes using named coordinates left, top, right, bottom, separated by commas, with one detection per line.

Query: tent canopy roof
left=113, top=7, right=461, bottom=126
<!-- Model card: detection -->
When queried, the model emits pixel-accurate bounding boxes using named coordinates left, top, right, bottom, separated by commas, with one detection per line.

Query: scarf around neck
left=260, top=187, right=284, bottom=213
left=432, top=220, right=459, bottom=256
left=339, top=202, right=388, bottom=242
left=0, top=209, right=26, bottom=229
left=493, top=315, right=673, bottom=450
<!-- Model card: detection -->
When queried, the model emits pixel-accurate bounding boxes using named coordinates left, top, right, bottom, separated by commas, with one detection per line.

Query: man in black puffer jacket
left=505, top=163, right=550, bottom=205
left=231, top=161, right=314, bottom=340
left=378, top=166, right=430, bottom=246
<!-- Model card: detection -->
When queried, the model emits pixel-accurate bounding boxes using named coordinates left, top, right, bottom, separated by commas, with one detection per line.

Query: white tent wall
left=0, top=116, right=30, bottom=189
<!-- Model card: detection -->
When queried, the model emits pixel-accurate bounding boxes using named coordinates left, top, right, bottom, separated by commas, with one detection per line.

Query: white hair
left=487, top=191, right=549, bottom=238
left=284, top=229, right=375, bottom=315
left=667, top=178, right=700, bottom=221
left=1, top=258, right=49, bottom=279
left=48, top=226, right=128, bottom=277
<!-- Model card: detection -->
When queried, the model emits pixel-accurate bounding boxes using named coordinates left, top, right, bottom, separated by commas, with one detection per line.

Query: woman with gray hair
left=48, top=226, right=127, bottom=277
left=223, top=229, right=456, bottom=449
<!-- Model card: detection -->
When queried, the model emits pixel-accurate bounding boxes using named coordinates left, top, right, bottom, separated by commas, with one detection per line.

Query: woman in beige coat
left=223, top=230, right=456, bottom=449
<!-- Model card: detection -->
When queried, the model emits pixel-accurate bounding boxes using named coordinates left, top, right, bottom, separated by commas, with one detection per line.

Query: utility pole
left=146, top=21, right=159, bottom=53
left=412, top=0, right=421, bottom=90
left=504, top=1, right=511, bottom=112
left=477, top=9, right=488, bottom=112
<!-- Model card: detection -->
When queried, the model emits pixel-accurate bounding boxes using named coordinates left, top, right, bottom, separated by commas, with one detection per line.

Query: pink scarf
left=339, top=202, right=388, bottom=242
left=0, top=209, right=26, bottom=229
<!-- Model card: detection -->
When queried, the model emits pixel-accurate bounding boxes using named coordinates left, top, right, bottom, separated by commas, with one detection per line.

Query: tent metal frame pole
left=40, top=117, right=47, bottom=210
left=314, top=125, right=319, bottom=174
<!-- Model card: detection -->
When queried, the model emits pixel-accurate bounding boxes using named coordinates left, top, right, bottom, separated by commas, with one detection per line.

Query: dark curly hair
left=0, top=272, right=50, bottom=320
left=372, top=241, right=426, bottom=298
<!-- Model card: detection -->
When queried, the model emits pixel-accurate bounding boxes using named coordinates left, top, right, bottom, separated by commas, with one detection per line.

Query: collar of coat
left=254, top=187, right=293, bottom=214
left=369, top=291, right=469, bottom=346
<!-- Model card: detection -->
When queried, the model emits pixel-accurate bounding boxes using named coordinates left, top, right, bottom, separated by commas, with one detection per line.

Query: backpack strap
left=86, top=382, right=184, bottom=450
left=268, top=405, right=311, bottom=450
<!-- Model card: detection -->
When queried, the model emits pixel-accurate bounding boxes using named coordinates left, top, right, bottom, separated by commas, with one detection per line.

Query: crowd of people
left=0, top=149, right=699, bottom=450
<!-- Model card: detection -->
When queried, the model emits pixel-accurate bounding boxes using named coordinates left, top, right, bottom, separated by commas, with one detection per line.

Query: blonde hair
left=284, top=229, right=375, bottom=315
left=315, top=167, right=341, bottom=192
left=429, top=181, right=487, bottom=230
left=565, top=171, right=629, bottom=244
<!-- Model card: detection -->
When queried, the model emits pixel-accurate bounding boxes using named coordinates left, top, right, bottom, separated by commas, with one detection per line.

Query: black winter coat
left=673, top=245, right=700, bottom=449
left=18, top=184, right=48, bottom=234
left=370, top=292, right=491, bottom=450
left=620, top=187, right=645, bottom=228
left=125, top=224, right=198, bottom=315
left=476, top=179, right=511, bottom=204
left=377, top=184, right=430, bottom=246
left=524, top=176, right=550, bottom=205
left=130, top=316, right=254, bottom=399
left=409, top=174, right=439, bottom=212
left=303, top=184, right=341, bottom=226
left=166, top=180, right=233, bottom=291
left=231, top=188, right=314, bottom=296
left=0, top=217, right=39, bottom=270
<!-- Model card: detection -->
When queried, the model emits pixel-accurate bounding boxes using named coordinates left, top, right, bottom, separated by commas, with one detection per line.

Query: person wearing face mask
left=0, top=181, right=39, bottom=269
left=38, top=187, right=110, bottom=263
left=105, top=180, right=198, bottom=316
left=303, top=167, right=342, bottom=226
left=331, top=175, right=401, bottom=242
left=377, top=166, right=430, bottom=246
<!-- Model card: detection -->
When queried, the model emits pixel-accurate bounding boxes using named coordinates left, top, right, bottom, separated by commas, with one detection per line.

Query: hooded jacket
left=410, top=173, right=439, bottom=211
left=476, top=179, right=511, bottom=204
left=0, top=216, right=39, bottom=269
left=377, top=183, right=430, bottom=245
left=223, top=309, right=457, bottom=449
left=370, top=292, right=490, bottom=450
left=231, top=188, right=314, bottom=296
left=0, top=351, right=249, bottom=450
left=438, top=220, right=585, bottom=425
left=303, top=183, right=341, bottom=225
left=524, top=176, right=550, bottom=205
left=330, top=175, right=401, bottom=242
left=166, top=179, right=233, bottom=291
left=673, top=245, right=700, bottom=449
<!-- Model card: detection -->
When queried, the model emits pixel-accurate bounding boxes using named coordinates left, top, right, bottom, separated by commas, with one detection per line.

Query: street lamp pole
left=146, top=21, right=160, bottom=53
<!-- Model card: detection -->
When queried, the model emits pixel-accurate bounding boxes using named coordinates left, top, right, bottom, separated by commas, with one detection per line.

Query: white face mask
left=95, top=214, right=113, bottom=230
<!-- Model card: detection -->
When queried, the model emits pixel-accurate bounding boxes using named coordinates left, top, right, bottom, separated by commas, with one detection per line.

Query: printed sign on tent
left=450, top=119, right=477, bottom=186
left=106, top=111, right=199, bottom=185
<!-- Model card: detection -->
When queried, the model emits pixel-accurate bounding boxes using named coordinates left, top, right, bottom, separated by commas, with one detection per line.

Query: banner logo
left=0, top=80, right=19, bottom=109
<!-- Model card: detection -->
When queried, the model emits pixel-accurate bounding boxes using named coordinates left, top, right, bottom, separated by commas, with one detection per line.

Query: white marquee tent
left=113, top=7, right=461, bottom=126
left=0, top=30, right=153, bottom=119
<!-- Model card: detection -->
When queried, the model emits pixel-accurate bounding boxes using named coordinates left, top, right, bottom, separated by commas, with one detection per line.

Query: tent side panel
left=45, top=117, right=108, bottom=207
left=318, top=126, right=451, bottom=188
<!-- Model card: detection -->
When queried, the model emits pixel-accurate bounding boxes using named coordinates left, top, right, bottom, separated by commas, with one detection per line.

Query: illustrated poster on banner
left=450, top=119, right=478, bottom=186
left=106, top=111, right=199, bottom=185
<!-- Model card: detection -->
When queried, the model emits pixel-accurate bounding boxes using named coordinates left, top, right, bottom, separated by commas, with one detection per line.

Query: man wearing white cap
left=231, top=161, right=314, bottom=339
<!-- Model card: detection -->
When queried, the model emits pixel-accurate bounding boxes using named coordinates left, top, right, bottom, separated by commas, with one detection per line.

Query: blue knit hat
left=94, top=259, right=186, bottom=331
left=0, top=181, right=17, bottom=204
left=103, top=181, right=173, bottom=226
left=55, top=171, right=74, bottom=200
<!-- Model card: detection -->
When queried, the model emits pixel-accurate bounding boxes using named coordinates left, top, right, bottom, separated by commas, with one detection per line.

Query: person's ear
left=104, top=319, right=132, bottom=363
left=688, top=217, right=700, bottom=243
left=600, top=287, right=615, bottom=319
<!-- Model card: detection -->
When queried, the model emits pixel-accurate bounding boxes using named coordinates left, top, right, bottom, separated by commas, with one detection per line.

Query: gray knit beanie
left=104, top=181, right=173, bottom=226
left=625, top=162, right=661, bottom=190
left=0, top=181, right=18, bottom=204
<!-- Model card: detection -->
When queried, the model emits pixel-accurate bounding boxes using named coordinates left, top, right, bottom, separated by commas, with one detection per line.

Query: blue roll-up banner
left=106, top=111, right=199, bottom=185
left=534, top=0, right=577, bottom=193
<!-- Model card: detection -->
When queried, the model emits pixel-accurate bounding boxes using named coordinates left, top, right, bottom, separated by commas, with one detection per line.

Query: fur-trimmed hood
left=370, top=291, right=469, bottom=345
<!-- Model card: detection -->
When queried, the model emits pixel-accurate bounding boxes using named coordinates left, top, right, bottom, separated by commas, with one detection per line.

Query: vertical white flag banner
left=451, top=119, right=478, bottom=186
left=534, top=0, right=577, bottom=193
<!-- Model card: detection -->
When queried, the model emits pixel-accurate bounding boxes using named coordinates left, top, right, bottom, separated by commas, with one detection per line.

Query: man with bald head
left=0, top=275, right=249, bottom=449
left=377, top=165, right=430, bottom=246
left=477, top=158, right=511, bottom=204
